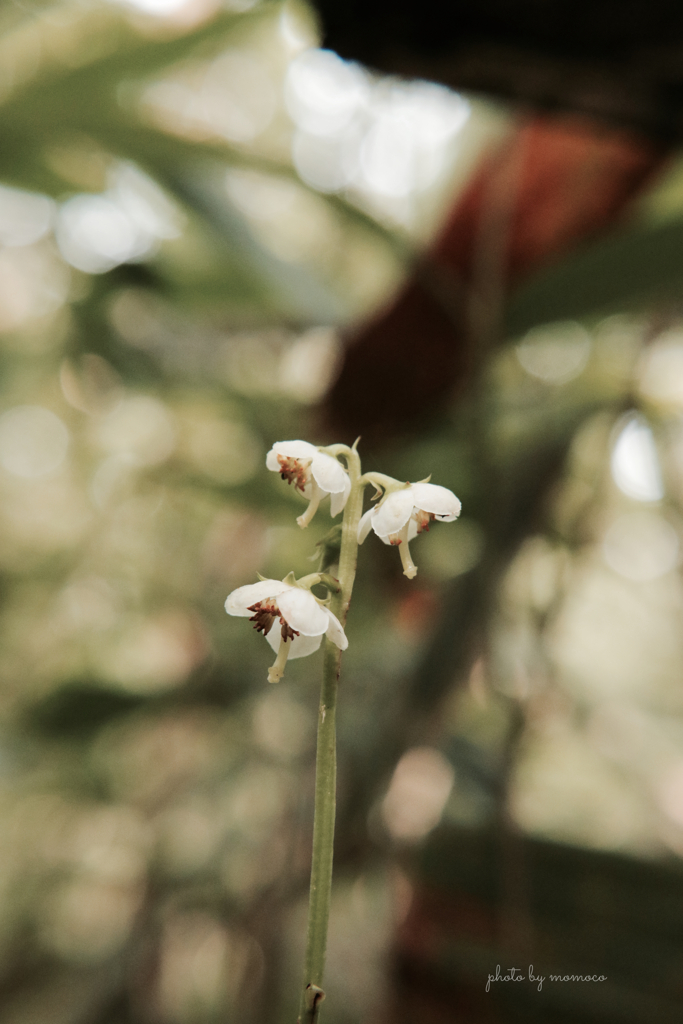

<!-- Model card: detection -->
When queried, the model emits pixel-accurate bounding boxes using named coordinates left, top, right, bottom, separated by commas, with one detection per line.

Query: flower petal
left=265, top=448, right=281, bottom=472
left=379, top=520, right=417, bottom=544
left=265, top=628, right=322, bottom=659
left=357, top=507, right=374, bottom=543
left=266, top=440, right=317, bottom=473
left=410, top=482, right=461, bottom=521
left=310, top=451, right=348, bottom=494
left=330, top=473, right=351, bottom=517
left=277, top=587, right=329, bottom=636
left=371, top=488, right=415, bottom=538
left=323, top=608, right=348, bottom=650
left=268, top=440, right=317, bottom=462
left=225, top=579, right=288, bottom=616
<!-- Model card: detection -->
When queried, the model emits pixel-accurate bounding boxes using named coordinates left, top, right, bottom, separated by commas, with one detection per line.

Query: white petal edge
left=410, top=482, right=461, bottom=520
left=277, top=587, right=329, bottom=636
left=310, top=451, right=348, bottom=494
left=330, top=473, right=351, bottom=517
left=265, top=628, right=322, bottom=659
left=323, top=608, right=348, bottom=650
left=225, top=579, right=289, bottom=616
left=371, top=488, right=415, bottom=538
left=268, top=439, right=317, bottom=464
left=357, top=507, right=374, bottom=544
left=266, top=448, right=281, bottom=471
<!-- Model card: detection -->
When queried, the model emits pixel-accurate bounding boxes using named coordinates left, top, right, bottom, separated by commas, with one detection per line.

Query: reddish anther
left=248, top=600, right=278, bottom=634
left=414, top=509, right=436, bottom=533
left=277, top=455, right=309, bottom=492
left=248, top=600, right=300, bottom=642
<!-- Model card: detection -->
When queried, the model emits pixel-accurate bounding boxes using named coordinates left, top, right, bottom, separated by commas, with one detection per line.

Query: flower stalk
left=225, top=438, right=461, bottom=1022
left=298, top=443, right=363, bottom=1024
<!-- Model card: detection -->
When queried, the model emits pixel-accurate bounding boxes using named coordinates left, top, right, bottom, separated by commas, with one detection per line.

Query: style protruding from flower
left=266, top=440, right=350, bottom=528
left=225, top=575, right=347, bottom=683
left=358, top=480, right=461, bottom=579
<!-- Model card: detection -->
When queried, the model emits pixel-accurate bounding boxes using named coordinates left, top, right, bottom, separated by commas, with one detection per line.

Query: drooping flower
left=358, top=481, right=461, bottom=579
left=266, top=440, right=350, bottom=528
left=225, top=576, right=348, bottom=682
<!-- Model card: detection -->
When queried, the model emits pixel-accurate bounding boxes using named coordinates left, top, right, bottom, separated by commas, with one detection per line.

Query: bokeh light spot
left=610, top=413, right=663, bottom=502
left=516, top=320, right=591, bottom=384
left=638, top=328, right=683, bottom=409
left=381, top=747, right=454, bottom=842
left=201, top=51, right=276, bottom=143
left=279, top=327, right=341, bottom=403
left=285, top=49, right=370, bottom=138
left=602, top=510, right=679, bottom=581
left=0, top=183, right=53, bottom=247
left=97, top=395, right=176, bottom=466
left=56, top=165, right=181, bottom=274
left=0, top=405, right=69, bottom=478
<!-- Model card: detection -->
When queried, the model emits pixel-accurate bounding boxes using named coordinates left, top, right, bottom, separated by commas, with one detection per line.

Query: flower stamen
left=277, top=455, right=310, bottom=492
left=414, top=509, right=436, bottom=534
left=248, top=600, right=278, bottom=634
left=280, top=618, right=299, bottom=642
left=248, top=600, right=301, bottom=643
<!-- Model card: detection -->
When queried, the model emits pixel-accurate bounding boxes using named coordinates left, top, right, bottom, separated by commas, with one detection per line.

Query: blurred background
left=1, top=0, right=683, bottom=1021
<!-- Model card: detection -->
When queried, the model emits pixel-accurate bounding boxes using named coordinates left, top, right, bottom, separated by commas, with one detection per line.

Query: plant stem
left=297, top=446, right=363, bottom=1023
left=297, top=641, right=339, bottom=1024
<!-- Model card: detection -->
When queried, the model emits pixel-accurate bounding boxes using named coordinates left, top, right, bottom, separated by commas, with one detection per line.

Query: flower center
left=248, top=600, right=300, bottom=642
left=277, top=455, right=310, bottom=492
left=414, top=509, right=436, bottom=534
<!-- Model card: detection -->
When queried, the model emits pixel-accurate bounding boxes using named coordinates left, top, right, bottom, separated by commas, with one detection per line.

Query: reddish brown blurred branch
left=326, top=115, right=666, bottom=441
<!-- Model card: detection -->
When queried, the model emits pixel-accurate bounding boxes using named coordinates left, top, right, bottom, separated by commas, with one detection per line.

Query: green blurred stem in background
left=298, top=444, right=364, bottom=1024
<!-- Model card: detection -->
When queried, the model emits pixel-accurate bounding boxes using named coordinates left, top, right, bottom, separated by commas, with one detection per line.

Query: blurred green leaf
left=27, top=681, right=146, bottom=738
left=506, top=216, right=683, bottom=336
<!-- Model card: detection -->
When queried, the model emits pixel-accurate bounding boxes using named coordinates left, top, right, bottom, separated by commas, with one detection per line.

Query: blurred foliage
left=2, top=0, right=683, bottom=1022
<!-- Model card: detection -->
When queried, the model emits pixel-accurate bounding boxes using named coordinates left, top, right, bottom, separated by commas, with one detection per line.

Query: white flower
left=266, top=440, right=350, bottom=528
left=225, top=577, right=348, bottom=682
left=358, top=481, right=461, bottom=579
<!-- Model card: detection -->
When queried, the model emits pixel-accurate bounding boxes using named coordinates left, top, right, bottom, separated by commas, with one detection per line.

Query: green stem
left=359, top=470, right=402, bottom=493
left=297, top=446, right=364, bottom=1024
left=334, top=446, right=363, bottom=620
